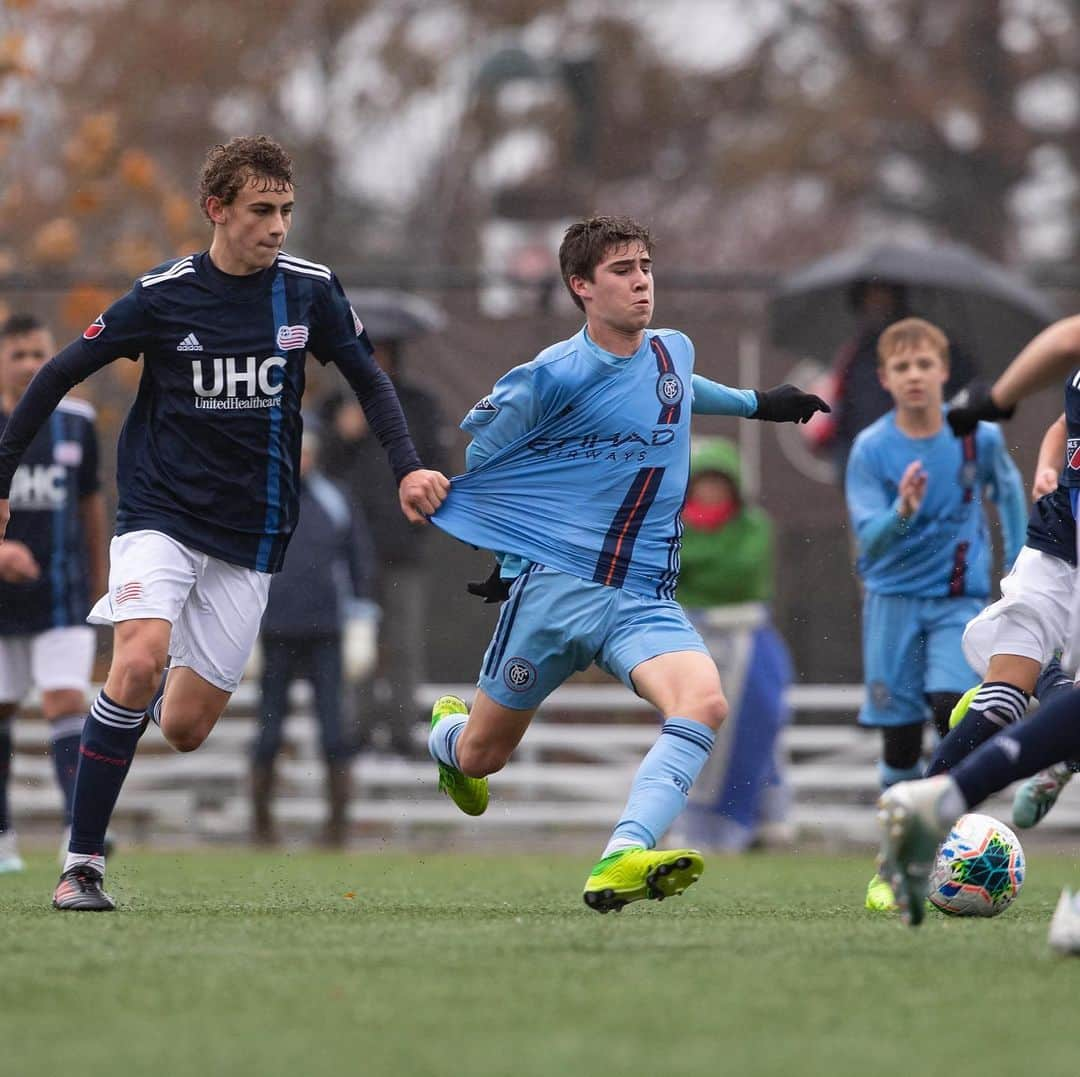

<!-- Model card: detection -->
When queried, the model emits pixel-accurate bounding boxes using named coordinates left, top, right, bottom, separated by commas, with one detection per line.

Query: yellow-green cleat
left=583, top=847, right=704, bottom=913
left=865, top=872, right=897, bottom=912
left=430, top=695, right=488, bottom=816
left=948, top=683, right=981, bottom=730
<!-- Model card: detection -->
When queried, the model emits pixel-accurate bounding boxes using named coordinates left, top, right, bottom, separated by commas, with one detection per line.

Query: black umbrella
left=346, top=289, right=447, bottom=344
left=768, top=240, right=1057, bottom=374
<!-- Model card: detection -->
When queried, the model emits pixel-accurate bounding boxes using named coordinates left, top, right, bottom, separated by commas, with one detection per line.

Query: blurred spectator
left=671, top=437, right=794, bottom=852
left=822, top=282, right=976, bottom=476
left=250, top=420, right=377, bottom=847
left=320, top=338, right=448, bottom=757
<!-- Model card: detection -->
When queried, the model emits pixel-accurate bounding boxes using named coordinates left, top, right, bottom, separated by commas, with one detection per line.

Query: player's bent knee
left=689, top=690, right=728, bottom=731
left=161, top=722, right=210, bottom=753
left=111, top=652, right=165, bottom=704
left=456, top=741, right=510, bottom=778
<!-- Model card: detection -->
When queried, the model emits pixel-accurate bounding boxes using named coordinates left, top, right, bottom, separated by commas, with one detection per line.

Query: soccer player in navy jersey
left=0, top=315, right=107, bottom=872
left=0, top=136, right=448, bottom=910
left=427, top=215, right=830, bottom=912
left=879, top=313, right=1080, bottom=927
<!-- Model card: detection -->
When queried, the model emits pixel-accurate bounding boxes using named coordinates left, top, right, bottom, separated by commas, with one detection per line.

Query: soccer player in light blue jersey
left=845, top=317, right=1026, bottom=912
left=429, top=215, right=829, bottom=912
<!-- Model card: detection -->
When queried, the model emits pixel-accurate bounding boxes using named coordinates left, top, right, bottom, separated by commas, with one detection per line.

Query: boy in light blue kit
left=428, top=216, right=830, bottom=912
left=845, top=317, right=1026, bottom=912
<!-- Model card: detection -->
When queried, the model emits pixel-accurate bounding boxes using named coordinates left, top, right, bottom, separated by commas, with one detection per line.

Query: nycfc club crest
left=1068, top=438, right=1080, bottom=471
left=503, top=657, right=537, bottom=693
left=656, top=372, right=683, bottom=407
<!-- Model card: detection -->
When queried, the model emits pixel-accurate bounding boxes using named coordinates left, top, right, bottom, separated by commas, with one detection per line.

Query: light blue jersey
left=432, top=327, right=756, bottom=599
left=845, top=412, right=1026, bottom=599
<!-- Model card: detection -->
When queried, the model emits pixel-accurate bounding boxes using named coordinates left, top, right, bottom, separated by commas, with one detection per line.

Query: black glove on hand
left=466, top=563, right=513, bottom=604
left=753, top=384, right=832, bottom=424
left=946, top=380, right=1016, bottom=437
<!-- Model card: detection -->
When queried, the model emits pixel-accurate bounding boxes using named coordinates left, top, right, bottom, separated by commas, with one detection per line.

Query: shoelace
left=64, top=867, right=102, bottom=891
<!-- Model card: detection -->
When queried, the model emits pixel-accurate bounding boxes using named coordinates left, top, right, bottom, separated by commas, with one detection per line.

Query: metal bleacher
left=10, top=681, right=1078, bottom=846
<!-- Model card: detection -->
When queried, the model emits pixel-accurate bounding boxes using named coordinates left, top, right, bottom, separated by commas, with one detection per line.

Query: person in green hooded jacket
left=672, top=437, right=794, bottom=852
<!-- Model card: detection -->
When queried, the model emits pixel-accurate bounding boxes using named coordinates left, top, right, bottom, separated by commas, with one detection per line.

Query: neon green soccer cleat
left=865, top=872, right=897, bottom=912
left=583, top=848, right=704, bottom=914
left=430, top=695, right=488, bottom=817
left=949, top=683, right=982, bottom=730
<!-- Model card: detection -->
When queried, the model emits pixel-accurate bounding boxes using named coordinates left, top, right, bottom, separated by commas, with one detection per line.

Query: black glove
left=946, top=380, right=1016, bottom=437
left=466, top=563, right=513, bottom=603
left=753, top=384, right=831, bottom=424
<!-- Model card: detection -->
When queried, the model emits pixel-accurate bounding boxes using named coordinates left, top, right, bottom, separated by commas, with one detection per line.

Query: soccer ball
left=928, top=812, right=1025, bottom=917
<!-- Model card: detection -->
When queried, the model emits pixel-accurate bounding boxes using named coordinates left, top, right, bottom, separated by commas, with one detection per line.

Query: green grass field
left=3, top=849, right=1080, bottom=1077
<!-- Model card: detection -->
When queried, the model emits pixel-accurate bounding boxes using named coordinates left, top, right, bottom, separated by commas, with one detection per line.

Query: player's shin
left=48, top=714, right=85, bottom=824
left=0, top=717, right=11, bottom=835
left=925, top=682, right=1029, bottom=776
left=64, top=691, right=144, bottom=873
left=950, top=687, right=1080, bottom=811
left=602, top=717, right=715, bottom=857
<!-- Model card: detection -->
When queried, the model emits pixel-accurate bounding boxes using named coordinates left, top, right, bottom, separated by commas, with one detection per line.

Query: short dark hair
left=0, top=313, right=47, bottom=340
left=559, top=216, right=653, bottom=312
left=198, top=136, right=294, bottom=221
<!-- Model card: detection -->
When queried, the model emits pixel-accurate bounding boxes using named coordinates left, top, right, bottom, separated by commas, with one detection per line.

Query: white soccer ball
left=928, top=812, right=1025, bottom=917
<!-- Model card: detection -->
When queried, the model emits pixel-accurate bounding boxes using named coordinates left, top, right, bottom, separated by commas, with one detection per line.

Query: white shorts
left=0, top=626, right=96, bottom=702
left=88, top=530, right=271, bottom=694
left=962, top=546, right=1075, bottom=676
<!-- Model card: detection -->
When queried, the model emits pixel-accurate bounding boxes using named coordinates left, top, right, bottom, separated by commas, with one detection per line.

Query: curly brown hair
left=558, top=216, right=654, bottom=312
left=198, top=136, right=294, bottom=220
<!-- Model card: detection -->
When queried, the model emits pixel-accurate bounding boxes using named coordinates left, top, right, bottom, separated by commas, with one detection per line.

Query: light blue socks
left=603, top=717, right=715, bottom=856
left=429, top=713, right=468, bottom=770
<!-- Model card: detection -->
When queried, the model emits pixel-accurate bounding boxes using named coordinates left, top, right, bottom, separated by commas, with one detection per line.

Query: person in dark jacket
left=826, top=282, right=977, bottom=477
left=320, top=337, right=448, bottom=757
left=251, top=420, right=377, bottom=846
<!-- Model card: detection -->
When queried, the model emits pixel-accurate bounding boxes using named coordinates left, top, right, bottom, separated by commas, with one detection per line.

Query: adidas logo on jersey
left=177, top=333, right=203, bottom=352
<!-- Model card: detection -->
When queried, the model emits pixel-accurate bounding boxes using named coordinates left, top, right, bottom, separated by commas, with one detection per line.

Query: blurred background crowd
left=3, top=0, right=1080, bottom=846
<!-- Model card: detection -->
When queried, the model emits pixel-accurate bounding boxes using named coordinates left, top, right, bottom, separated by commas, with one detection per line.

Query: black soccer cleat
left=52, top=864, right=116, bottom=911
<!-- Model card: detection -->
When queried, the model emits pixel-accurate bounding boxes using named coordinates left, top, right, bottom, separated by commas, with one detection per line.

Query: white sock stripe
left=91, top=712, right=144, bottom=730
left=92, top=695, right=145, bottom=721
left=971, top=689, right=1027, bottom=708
left=92, top=694, right=145, bottom=721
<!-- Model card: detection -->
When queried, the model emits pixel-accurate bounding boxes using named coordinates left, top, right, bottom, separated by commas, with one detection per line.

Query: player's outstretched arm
left=398, top=468, right=450, bottom=524
left=949, top=315, right=1080, bottom=436
left=753, top=383, right=831, bottom=423
left=0, top=497, right=9, bottom=543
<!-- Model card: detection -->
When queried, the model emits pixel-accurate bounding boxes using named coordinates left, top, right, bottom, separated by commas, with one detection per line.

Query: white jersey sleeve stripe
left=57, top=397, right=97, bottom=421
left=140, top=259, right=196, bottom=288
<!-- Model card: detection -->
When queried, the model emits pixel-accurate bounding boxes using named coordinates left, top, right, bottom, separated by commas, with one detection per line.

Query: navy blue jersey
left=0, top=398, right=99, bottom=634
left=1065, top=369, right=1080, bottom=488
left=0, top=251, right=421, bottom=573
left=1026, top=485, right=1077, bottom=567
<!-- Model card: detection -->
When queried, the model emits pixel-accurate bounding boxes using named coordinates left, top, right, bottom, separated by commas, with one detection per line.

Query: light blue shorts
left=477, top=564, right=710, bottom=710
left=859, top=592, right=982, bottom=728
